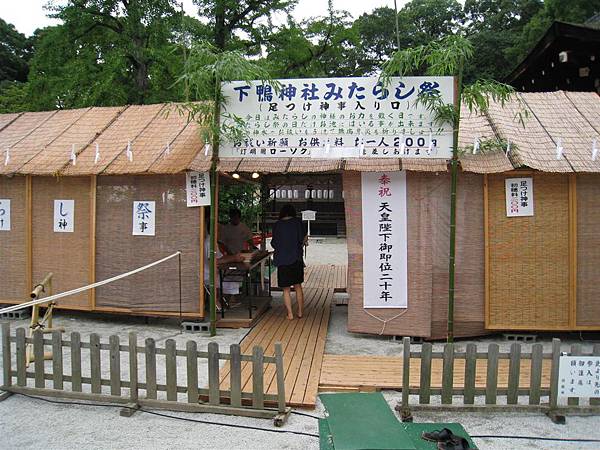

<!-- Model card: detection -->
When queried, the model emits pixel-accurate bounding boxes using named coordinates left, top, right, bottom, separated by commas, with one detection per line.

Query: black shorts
left=277, top=259, right=305, bottom=288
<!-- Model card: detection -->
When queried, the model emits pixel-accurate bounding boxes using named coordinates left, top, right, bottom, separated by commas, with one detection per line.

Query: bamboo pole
left=209, top=71, right=221, bottom=337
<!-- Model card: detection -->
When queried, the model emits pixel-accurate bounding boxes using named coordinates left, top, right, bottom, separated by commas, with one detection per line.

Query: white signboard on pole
left=361, top=172, right=408, bottom=309
left=221, top=76, right=454, bottom=159
left=558, top=356, right=600, bottom=398
left=302, top=210, right=316, bottom=237
left=505, top=177, right=534, bottom=217
left=186, top=171, right=211, bottom=207
left=132, top=201, right=155, bottom=236
left=0, top=199, right=10, bottom=231
left=53, top=200, right=74, bottom=233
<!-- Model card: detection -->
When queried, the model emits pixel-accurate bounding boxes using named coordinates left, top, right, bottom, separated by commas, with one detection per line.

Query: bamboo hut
left=0, top=91, right=599, bottom=338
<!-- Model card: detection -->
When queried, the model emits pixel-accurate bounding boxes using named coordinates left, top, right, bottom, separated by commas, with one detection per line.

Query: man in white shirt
left=218, top=208, right=254, bottom=255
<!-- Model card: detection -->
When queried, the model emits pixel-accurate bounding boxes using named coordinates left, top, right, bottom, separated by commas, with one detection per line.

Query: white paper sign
left=361, top=172, right=408, bottom=309
left=0, top=199, right=10, bottom=231
left=221, top=76, right=455, bottom=159
left=558, top=356, right=600, bottom=398
left=186, top=171, right=211, bottom=207
left=302, top=210, right=316, bottom=221
left=132, top=201, right=155, bottom=236
left=53, top=200, right=74, bottom=233
left=505, top=177, right=534, bottom=217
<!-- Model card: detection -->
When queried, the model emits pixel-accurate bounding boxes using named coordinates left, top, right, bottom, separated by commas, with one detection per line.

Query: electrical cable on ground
left=10, top=392, right=600, bottom=444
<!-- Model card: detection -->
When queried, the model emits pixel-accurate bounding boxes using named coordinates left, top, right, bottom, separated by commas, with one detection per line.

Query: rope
left=0, top=252, right=182, bottom=315
left=364, top=309, right=409, bottom=335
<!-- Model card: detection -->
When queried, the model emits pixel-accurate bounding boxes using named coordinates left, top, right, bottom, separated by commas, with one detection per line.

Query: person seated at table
left=204, top=213, right=243, bottom=311
left=218, top=207, right=255, bottom=255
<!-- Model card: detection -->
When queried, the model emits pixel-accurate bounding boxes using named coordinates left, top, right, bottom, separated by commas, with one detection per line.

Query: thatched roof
left=0, top=91, right=598, bottom=176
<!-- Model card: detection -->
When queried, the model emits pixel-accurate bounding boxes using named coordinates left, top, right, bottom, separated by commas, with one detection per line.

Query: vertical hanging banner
left=361, top=172, right=408, bottom=309
left=505, top=177, right=534, bottom=217
left=0, top=199, right=10, bottom=231
left=186, top=171, right=211, bottom=207
left=53, top=200, right=75, bottom=233
left=132, top=201, right=155, bottom=236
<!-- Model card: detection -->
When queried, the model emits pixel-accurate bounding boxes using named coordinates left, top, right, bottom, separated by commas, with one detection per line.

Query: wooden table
left=217, top=251, right=272, bottom=320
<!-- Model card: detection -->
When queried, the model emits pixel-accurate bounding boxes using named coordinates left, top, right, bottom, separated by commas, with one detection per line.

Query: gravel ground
left=2, top=240, right=600, bottom=449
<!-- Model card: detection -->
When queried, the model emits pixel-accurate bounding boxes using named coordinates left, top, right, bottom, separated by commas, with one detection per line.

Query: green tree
left=0, top=18, right=31, bottom=83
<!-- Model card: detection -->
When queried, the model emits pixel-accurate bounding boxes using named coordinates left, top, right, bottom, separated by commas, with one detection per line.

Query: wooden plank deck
left=272, top=264, right=347, bottom=291
left=218, top=287, right=333, bottom=408
left=319, top=354, right=552, bottom=392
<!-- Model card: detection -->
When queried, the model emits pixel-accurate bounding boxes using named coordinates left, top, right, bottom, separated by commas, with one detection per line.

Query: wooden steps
left=218, top=287, right=332, bottom=408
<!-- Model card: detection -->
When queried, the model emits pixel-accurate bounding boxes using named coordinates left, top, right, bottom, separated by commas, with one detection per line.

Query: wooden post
left=89, top=175, right=97, bottom=310
left=165, top=339, right=177, bottom=402
left=129, top=333, right=138, bottom=403
left=549, top=338, right=561, bottom=410
left=16, top=328, right=26, bottom=387
left=33, top=329, right=44, bottom=388
left=145, top=338, right=157, bottom=400
left=402, top=337, right=411, bottom=408
left=51, top=330, right=63, bottom=390
left=568, top=343, right=582, bottom=406
left=230, top=344, right=242, bottom=408
left=274, top=343, right=286, bottom=413
left=199, top=206, right=205, bottom=317
left=186, top=341, right=199, bottom=404
left=25, top=175, right=32, bottom=297
left=464, top=343, right=477, bottom=405
left=71, top=332, right=82, bottom=392
left=483, top=174, right=490, bottom=329
left=252, top=346, right=264, bottom=409
left=529, top=343, right=543, bottom=405
left=568, top=173, right=577, bottom=328
left=109, top=335, right=121, bottom=397
left=2, top=323, right=10, bottom=388
left=441, top=343, right=454, bottom=405
left=419, top=343, right=432, bottom=405
left=90, top=333, right=101, bottom=394
left=485, top=343, right=499, bottom=405
left=507, top=342, right=521, bottom=405
left=208, top=342, right=220, bottom=405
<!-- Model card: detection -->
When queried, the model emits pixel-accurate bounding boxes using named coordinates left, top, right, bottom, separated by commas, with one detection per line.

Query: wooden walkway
left=272, top=264, right=347, bottom=291
left=319, top=355, right=552, bottom=392
left=219, top=287, right=333, bottom=408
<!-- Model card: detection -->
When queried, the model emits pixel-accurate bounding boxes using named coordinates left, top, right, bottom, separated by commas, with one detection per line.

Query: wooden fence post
left=529, top=343, right=543, bottom=405
left=16, top=328, right=26, bottom=387
left=274, top=343, right=286, bottom=414
left=230, top=344, right=242, bottom=408
left=71, top=332, right=82, bottom=392
left=547, top=338, right=563, bottom=424
left=52, top=330, right=63, bottom=390
left=145, top=338, right=157, bottom=400
left=208, top=342, right=220, bottom=405
left=33, top=329, right=44, bottom=388
left=419, top=342, right=432, bottom=405
left=2, top=323, right=11, bottom=388
left=402, top=337, right=411, bottom=409
left=441, top=343, right=454, bottom=405
left=129, top=332, right=138, bottom=403
left=165, top=339, right=177, bottom=402
left=90, top=333, right=101, bottom=394
left=252, top=346, right=264, bottom=410
left=186, top=340, right=199, bottom=404
left=109, top=335, right=121, bottom=397
left=464, top=343, right=477, bottom=405
left=485, top=343, right=499, bottom=405
left=507, top=342, right=521, bottom=405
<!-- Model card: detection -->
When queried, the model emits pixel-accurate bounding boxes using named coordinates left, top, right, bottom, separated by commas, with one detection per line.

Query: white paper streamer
left=70, top=144, right=77, bottom=166
left=505, top=139, right=511, bottom=155
left=472, top=137, right=480, bottom=154
left=126, top=141, right=133, bottom=162
left=94, top=142, right=100, bottom=164
left=399, top=135, right=405, bottom=154
left=324, top=140, right=331, bottom=154
left=556, top=138, right=563, bottom=160
left=359, top=138, right=365, bottom=154
left=165, top=142, right=171, bottom=156
left=4, top=147, right=9, bottom=166
left=428, top=132, right=433, bottom=153
left=592, top=139, right=598, bottom=162
left=204, top=142, right=211, bottom=156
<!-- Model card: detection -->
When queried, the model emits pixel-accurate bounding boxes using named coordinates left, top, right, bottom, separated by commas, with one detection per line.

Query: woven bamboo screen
left=32, top=176, right=91, bottom=309
left=430, top=173, right=486, bottom=339
left=576, top=174, right=600, bottom=327
left=95, top=175, right=201, bottom=315
left=0, top=176, right=27, bottom=301
left=487, top=174, right=570, bottom=329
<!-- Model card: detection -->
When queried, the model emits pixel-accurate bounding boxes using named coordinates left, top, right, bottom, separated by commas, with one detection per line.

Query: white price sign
left=505, top=177, right=534, bottom=217
left=53, top=200, right=75, bottom=233
left=186, top=171, right=211, bottom=207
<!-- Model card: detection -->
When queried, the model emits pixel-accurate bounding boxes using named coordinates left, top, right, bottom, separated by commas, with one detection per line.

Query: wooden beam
left=25, top=175, right=32, bottom=294
left=483, top=174, right=490, bottom=329
left=89, top=175, right=97, bottom=310
left=568, top=174, right=577, bottom=329
left=199, top=206, right=205, bottom=318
